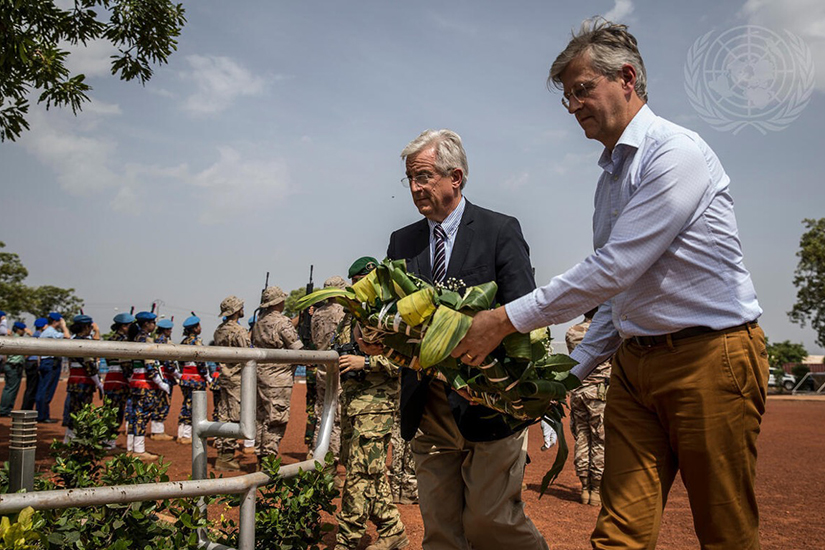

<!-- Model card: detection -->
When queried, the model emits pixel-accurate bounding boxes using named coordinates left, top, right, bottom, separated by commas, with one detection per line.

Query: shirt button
left=622, top=315, right=628, bottom=320
left=612, top=209, right=618, bottom=217
left=612, top=175, right=619, bottom=181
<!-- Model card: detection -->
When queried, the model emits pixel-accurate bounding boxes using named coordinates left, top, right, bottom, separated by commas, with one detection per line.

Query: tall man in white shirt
left=452, top=18, right=768, bottom=550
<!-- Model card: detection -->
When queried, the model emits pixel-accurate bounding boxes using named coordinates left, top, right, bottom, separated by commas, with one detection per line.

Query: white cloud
left=20, top=110, right=121, bottom=194
left=741, top=0, right=825, bottom=91
left=504, top=171, right=530, bottom=190
left=181, top=55, right=266, bottom=115
left=62, top=39, right=118, bottom=78
left=188, top=147, right=292, bottom=222
left=604, top=0, right=635, bottom=23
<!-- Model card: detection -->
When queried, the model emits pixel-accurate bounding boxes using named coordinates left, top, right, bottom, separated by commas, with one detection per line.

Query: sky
left=2, top=0, right=824, bottom=353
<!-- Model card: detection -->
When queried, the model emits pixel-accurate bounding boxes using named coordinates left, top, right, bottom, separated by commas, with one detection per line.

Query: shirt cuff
left=505, top=291, right=547, bottom=333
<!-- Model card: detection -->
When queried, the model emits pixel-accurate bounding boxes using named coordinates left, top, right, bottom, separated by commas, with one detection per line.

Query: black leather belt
left=631, top=321, right=758, bottom=348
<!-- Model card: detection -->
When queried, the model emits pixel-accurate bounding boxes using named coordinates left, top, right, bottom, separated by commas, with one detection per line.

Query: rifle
left=297, top=265, right=314, bottom=348
left=250, top=272, right=269, bottom=346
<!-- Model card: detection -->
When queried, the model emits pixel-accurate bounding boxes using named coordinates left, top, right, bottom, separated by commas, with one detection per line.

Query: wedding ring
left=464, top=353, right=474, bottom=361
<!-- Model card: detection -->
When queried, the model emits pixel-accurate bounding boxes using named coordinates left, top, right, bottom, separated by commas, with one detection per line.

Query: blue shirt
left=506, top=105, right=761, bottom=379
left=427, top=196, right=466, bottom=272
left=39, top=325, right=65, bottom=359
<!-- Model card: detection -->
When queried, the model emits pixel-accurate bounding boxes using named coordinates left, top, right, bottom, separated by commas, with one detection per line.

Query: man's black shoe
left=39, top=418, right=58, bottom=424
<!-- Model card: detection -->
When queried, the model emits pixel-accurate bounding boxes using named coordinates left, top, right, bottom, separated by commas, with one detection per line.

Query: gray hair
left=401, top=129, right=468, bottom=189
left=548, top=17, right=648, bottom=102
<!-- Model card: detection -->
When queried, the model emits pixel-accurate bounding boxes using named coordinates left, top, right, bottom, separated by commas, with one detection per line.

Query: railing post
left=237, top=486, right=257, bottom=550
left=192, top=389, right=209, bottom=545
left=8, top=410, right=37, bottom=493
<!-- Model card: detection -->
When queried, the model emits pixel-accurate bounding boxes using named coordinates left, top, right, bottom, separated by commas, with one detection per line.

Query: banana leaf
left=502, top=332, right=533, bottom=361
left=419, top=306, right=473, bottom=368
left=539, top=404, right=569, bottom=497
left=296, top=288, right=356, bottom=311
left=535, top=353, right=579, bottom=373
left=397, top=288, right=436, bottom=327
left=457, top=281, right=498, bottom=312
left=351, top=271, right=379, bottom=305
left=388, top=261, right=420, bottom=296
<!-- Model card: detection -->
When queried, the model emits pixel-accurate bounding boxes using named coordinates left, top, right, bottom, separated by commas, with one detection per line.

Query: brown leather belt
left=631, top=321, right=758, bottom=348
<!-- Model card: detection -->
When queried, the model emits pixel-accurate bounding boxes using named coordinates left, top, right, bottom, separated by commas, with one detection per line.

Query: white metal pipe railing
left=0, top=337, right=339, bottom=550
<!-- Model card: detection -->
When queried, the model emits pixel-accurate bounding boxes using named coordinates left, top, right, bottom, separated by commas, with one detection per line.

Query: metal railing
left=0, top=337, right=339, bottom=550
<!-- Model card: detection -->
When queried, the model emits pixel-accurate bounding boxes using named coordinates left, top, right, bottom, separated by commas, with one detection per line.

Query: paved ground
left=1, top=379, right=824, bottom=549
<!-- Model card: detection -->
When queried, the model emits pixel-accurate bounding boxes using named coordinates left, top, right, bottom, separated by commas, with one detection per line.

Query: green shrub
left=215, top=454, right=338, bottom=550
left=1, top=402, right=338, bottom=549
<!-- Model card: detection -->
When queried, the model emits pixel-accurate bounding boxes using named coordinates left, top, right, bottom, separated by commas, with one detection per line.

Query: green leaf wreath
left=297, top=259, right=580, bottom=492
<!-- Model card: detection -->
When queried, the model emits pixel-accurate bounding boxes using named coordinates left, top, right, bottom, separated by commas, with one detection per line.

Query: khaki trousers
left=592, top=324, right=768, bottom=550
left=412, top=383, right=548, bottom=550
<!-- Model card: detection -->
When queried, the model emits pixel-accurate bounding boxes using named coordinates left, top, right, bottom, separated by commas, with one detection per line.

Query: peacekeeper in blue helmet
left=103, top=312, right=134, bottom=450
left=126, top=311, right=167, bottom=460
left=177, top=314, right=209, bottom=445
left=62, top=315, right=103, bottom=443
left=149, top=318, right=177, bottom=442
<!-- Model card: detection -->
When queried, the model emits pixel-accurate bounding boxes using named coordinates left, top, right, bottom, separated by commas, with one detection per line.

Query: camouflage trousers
left=336, top=411, right=405, bottom=548
left=305, top=365, right=317, bottom=447
left=313, top=368, right=341, bottom=460
left=62, top=386, right=95, bottom=429
left=389, top=408, right=418, bottom=503
left=216, top=379, right=242, bottom=454
left=178, top=381, right=207, bottom=426
left=128, top=387, right=157, bottom=436
left=256, top=366, right=291, bottom=457
left=152, top=387, right=171, bottom=423
left=104, top=387, right=129, bottom=428
left=569, top=389, right=607, bottom=484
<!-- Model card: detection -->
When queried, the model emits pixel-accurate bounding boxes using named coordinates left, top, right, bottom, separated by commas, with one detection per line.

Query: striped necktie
left=432, top=224, right=447, bottom=283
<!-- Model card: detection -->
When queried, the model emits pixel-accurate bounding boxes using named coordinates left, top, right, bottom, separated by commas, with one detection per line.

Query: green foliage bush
left=1, top=402, right=338, bottom=549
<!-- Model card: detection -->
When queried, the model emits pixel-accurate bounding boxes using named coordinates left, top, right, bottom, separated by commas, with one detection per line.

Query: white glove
left=91, top=374, right=104, bottom=393
left=540, top=420, right=558, bottom=451
left=153, top=375, right=171, bottom=395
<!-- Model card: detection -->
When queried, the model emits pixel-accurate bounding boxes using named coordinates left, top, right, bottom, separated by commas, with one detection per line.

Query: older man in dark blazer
left=386, top=129, right=547, bottom=550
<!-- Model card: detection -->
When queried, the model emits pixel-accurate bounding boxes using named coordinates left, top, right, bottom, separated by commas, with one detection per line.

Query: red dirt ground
left=1, top=379, right=824, bottom=549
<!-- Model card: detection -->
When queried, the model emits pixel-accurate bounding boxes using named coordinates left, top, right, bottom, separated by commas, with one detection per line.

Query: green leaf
left=419, top=306, right=473, bottom=368
left=457, top=281, right=497, bottom=312
left=502, top=332, right=532, bottom=360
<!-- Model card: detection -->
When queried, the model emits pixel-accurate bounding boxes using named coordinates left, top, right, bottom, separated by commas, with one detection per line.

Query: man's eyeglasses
left=401, top=172, right=436, bottom=187
left=561, top=75, right=603, bottom=109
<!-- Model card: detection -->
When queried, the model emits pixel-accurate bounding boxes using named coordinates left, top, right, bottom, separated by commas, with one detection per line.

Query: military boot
left=215, top=453, right=241, bottom=471
left=579, top=476, right=591, bottom=505
left=365, top=532, right=410, bottom=550
left=589, top=478, right=601, bottom=507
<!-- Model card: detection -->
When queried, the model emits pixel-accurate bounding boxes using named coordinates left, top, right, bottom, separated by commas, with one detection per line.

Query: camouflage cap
left=219, top=295, right=244, bottom=317
left=260, top=286, right=287, bottom=308
left=324, top=275, right=347, bottom=289
left=348, top=256, right=379, bottom=279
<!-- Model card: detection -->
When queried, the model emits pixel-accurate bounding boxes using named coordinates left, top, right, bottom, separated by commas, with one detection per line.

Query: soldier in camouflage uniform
left=251, top=286, right=303, bottom=461
left=213, top=296, right=250, bottom=471
left=62, top=315, right=103, bottom=442
left=335, top=257, right=408, bottom=550
left=566, top=308, right=611, bottom=507
left=127, top=311, right=169, bottom=461
left=310, top=275, right=347, bottom=461
left=150, top=318, right=176, bottom=441
left=179, top=315, right=209, bottom=445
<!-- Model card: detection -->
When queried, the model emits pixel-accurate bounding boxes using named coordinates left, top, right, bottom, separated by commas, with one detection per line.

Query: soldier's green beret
left=348, top=256, right=379, bottom=279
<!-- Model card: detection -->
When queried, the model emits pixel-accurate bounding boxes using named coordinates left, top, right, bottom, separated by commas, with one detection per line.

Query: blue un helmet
left=113, top=312, right=135, bottom=324
left=135, top=311, right=157, bottom=323
left=183, top=315, right=200, bottom=329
